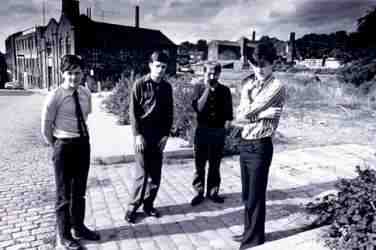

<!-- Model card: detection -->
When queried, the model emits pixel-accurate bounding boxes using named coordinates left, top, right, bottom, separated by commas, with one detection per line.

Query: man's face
left=149, top=61, right=167, bottom=81
left=204, top=66, right=220, bottom=86
left=61, top=67, right=83, bottom=89
left=250, top=59, right=273, bottom=81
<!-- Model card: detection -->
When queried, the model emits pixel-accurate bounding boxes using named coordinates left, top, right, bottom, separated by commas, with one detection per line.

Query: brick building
left=0, top=52, right=8, bottom=88
left=6, top=0, right=177, bottom=89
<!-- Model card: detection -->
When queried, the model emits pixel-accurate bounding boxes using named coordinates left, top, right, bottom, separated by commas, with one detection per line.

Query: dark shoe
left=232, top=234, right=244, bottom=242
left=125, top=211, right=137, bottom=223
left=143, top=207, right=161, bottom=218
left=208, top=194, right=225, bottom=203
left=191, top=194, right=205, bottom=206
left=72, top=225, right=100, bottom=241
left=60, top=236, right=82, bottom=250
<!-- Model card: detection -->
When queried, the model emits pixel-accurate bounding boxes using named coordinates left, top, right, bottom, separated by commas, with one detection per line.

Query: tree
left=196, top=39, right=208, bottom=60
left=357, top=6, right=376, bottom=47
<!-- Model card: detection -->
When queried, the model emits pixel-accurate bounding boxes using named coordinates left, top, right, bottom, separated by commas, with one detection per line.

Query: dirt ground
left=275, top=103, right=376, bottom=153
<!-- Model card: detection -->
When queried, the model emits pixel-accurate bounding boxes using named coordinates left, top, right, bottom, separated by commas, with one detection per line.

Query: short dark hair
left=60, top=54, right=83, bottom=72
left=251, top=40, right=278, bottom=65
left=149, top=51, right=169, bottom=64
left=203, top=62, right=221, bottom=74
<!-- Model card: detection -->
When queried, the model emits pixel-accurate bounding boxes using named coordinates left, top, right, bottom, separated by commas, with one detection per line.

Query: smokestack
left=86, top=7, right=91, bottom=19
left=289, top=32, right=296, bottom=63
left=135, top=5, right=139, bottom=28
left=252, top=31, right=256, bottom=41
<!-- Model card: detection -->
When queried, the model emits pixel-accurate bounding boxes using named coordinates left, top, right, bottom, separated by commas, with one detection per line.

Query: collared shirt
left=41, top=85, right=92, bottom=144
left=192, top=81, right=233, bottom=128
left=129, top=74, right=173, bottom=139
left=235, top=74, right=285, bottom=140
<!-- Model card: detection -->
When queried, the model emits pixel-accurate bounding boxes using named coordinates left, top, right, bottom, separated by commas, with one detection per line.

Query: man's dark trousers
left=238, top=137, right=273, bottom=249
left=53, top=137, right=90, bottom=241
left=128, top=138, right=163, bottom=212
left=193, top=127, right=225, bottom=196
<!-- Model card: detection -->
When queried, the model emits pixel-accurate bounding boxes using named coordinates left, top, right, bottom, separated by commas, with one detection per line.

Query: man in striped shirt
left=232, top=39, right=286, bottom=249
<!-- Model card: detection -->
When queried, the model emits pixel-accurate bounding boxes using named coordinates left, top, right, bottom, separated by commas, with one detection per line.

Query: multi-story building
left=6, top=0, right=177, bottom=89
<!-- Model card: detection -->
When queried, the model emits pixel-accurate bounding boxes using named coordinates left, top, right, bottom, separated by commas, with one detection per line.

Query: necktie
left=72, top=90, right=88, bottom=137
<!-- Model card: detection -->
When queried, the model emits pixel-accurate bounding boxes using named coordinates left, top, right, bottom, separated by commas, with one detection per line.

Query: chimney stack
left=288, top=32, right=296, bottom=63
left=252, top=31, right=256, bottom=41
left=135, top=5, right=140, bottom=28
left=86, top=8, right=91, bottom=19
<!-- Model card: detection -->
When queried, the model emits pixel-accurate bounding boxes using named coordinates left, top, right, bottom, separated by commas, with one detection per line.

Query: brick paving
left=0, top=91, right=55, bottom=250
left=1, top=90, right=376, bottom=250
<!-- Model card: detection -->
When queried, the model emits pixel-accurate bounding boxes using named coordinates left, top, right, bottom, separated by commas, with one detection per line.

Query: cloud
left=1, top=0, right=375, bottom=52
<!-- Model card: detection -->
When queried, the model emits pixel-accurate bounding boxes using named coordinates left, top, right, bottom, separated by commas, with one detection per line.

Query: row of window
left=16, top=37, right=36, bottom=52
left=16, top=35, right=72, bottom=55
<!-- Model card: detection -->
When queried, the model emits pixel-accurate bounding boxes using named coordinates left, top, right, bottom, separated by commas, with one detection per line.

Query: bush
left=101, top=76, right=133, bottom=125
left=169, top=74, right=196, bottom=141
left=306, top=166, right=376, bottom=250
left=101, top=72, right=244, bottom=155
left=338, top=58, right=376, bottom=86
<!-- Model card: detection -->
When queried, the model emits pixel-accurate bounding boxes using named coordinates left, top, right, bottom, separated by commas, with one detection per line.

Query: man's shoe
left=207, top=194, right=225, bottom=203
left=190, top=194, right=205, bottom=206
left=143, top=207, right=161, bottom=218
left=72, top=225, right=100, bottom=241
left=125, top=211, right=137, bottom=223
left=232, top=234, right=244, bottom=242
left=60, top=237, right=82, bottom=250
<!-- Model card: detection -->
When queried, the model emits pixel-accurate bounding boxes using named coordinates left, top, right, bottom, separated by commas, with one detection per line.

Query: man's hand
left=257, top=107, right=282, bottom=119
left=134, top=135, right=145, bottom=153
left=158, top=136, right=169, bottom=152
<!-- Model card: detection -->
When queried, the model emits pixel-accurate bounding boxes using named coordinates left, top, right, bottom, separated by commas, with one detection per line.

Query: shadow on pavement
left=95, top=180, right=338, bottom=243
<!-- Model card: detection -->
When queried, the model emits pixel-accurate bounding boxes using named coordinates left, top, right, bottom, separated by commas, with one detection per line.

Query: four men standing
left=42, top=44, right=283, bottom=249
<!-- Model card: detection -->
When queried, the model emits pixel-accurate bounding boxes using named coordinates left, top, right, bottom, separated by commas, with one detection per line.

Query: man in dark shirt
left=190, top=62, right=233, bottom=206
left=125, top=51, right=173, bottom=223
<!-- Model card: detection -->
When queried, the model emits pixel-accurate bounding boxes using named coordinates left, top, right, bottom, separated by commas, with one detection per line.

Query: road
left=0, top=90, right=56, bottom=249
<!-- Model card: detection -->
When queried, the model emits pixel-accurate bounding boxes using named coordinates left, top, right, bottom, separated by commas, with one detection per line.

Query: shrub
left=338, top=58, right=376, bottom=86
left=306, top=166, right=376, bottom=250
left=101, top=75, right=133, bottom=125
left=169, top=74, right=196, bottom=142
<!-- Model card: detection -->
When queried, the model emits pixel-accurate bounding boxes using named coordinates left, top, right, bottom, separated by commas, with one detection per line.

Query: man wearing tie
left=41, top=55, right=100, bottom=250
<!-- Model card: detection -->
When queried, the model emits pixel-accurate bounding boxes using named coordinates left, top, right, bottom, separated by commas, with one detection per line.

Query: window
left=66, top=37, right=71, bottom=54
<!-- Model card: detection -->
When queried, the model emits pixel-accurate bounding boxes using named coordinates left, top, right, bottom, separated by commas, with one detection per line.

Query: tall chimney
left=289, top=32, right=296, bottom=63
left=62, top=0, right=79, bottom=20
left=252, top=31, right=256, bottom=41
left=86, top=7, right=91, bottom=19
left=135, top=5, right=140, bottom=28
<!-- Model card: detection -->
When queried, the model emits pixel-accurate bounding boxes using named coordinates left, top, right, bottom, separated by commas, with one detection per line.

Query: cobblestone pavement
left=0, top=91, right=56, bottom=250
left=1, top=90, right=375, bottom=250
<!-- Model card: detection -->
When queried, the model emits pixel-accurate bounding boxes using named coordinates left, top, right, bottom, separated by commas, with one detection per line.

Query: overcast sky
left=1, top=0, right=375, bottom=53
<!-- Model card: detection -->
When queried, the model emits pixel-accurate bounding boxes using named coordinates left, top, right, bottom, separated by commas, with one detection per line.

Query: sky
left=1, top=0, right=375, bottom=53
